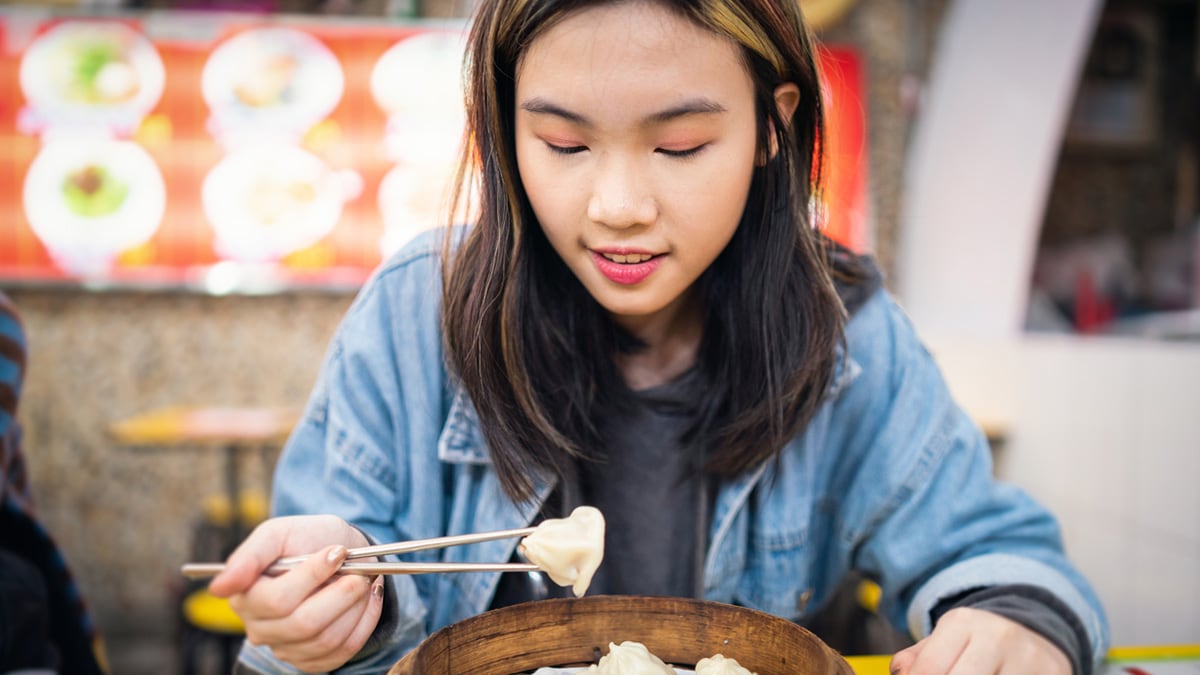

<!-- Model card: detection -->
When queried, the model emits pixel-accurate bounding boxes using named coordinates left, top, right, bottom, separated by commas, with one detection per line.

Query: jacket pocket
left=733, top=459, right=815, bottom=620
left=735, top=527, right=812, bottom=621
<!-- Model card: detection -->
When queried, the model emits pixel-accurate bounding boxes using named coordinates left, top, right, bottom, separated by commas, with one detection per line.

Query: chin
left=593, top=296, right=668, bottom=322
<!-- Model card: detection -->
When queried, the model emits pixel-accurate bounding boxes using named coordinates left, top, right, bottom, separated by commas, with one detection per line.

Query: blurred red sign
left=0, top=10, right=867, bottom=291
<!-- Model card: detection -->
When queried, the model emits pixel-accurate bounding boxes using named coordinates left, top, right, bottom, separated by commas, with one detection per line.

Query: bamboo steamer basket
left=388, top=595, right=854, bottom=675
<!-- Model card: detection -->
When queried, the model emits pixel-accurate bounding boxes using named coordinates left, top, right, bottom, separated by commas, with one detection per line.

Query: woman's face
left=514, top=0, right=761, bottom=330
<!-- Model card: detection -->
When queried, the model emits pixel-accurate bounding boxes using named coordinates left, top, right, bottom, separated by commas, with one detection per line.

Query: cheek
left=515, top=137, right=539, bottom=200
left=676, top=149, right=754, bottom=233
left=515, top=141, right=553, bottom=220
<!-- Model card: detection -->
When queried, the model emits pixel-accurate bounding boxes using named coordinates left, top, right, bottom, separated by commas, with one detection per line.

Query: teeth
left=603, top=253, right=654, bottom=264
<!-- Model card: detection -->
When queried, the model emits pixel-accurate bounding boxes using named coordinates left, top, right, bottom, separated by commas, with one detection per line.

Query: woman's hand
left=889, top=607, right=1070, bottom=675
left=208, top=514, right=386, bottom=672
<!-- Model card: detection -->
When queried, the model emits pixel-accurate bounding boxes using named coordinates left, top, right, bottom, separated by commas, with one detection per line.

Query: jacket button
left=796, top=588, right=813, bottom=612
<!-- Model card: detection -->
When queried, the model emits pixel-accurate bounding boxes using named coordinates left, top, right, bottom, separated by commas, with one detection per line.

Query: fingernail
left=372, top=578, right=385, bottom=599
left=326, top=545, right=346, bottom=564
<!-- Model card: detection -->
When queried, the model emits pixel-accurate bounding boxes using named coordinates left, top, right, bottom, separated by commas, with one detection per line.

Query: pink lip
left=589, top=250, right=663, bottom=285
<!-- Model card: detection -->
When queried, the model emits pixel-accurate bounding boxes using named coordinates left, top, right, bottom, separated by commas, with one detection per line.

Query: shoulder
left=366, top=227, right=458, bottom=288
left=310, top=227, right=463, bottom=387
left=827, top=288, right=975, bottom=491
left=828, top=288, right=958, bottom=461
left=300, top=230, right=460, bottom=426
left=842, top=288, right=930, bottom=375
left=337, top=227, right=463, bottom=326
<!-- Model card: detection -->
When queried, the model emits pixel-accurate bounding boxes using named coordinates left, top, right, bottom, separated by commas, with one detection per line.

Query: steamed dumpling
left=587, top=641, right=676, bottom=675
left=518, top=505, right=605, bottom=596
left=694, top=654, right=756, bottom=675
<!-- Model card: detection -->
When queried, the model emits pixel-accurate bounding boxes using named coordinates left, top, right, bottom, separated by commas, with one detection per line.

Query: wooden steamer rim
left=389, top=595, right=855, bottom=675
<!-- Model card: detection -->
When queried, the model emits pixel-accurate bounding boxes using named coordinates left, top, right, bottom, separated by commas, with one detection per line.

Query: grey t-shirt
left=578, top=366, right=708, bottom=599
left=490, top=366, right=708, bottom=606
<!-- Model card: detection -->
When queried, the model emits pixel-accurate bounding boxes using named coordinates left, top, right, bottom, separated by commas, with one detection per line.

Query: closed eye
left=546, top=142, right=588, bottom=155
left=656, top=144, right=707, bottom=159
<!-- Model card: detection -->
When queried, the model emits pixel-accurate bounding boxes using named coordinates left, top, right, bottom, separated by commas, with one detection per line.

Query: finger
left=268, top=576, right=382, bottom=672
left=342, top=576, right=386, bottom=650
left=907, top=621, right=970, bottom=675
left=232, top=544, right=349, bottom=621
left=209, top=521, right=292, bottom=597
left=271, top=590, right=365, bottom=667
left=891, top=640, right=925, bottom=675
left=244, top=570, right=371, bottom=647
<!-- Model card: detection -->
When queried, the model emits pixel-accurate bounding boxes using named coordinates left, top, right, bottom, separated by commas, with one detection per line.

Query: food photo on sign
left=0, top=9, right=866, bottom=291
left=17, top=19, right=165, bottom=135
left=22, top=136, right=167, bottom=276
left=201, top=26, right=346, bottom=146
left=202, top=143, right=363, bottom=264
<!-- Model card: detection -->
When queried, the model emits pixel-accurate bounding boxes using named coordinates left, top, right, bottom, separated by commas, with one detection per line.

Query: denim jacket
left=240, top=230, right=1110, bottom=673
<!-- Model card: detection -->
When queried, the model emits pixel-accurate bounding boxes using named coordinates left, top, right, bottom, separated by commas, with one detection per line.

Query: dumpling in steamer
left=694, top=654, right=756, bottom=675
left=518, top=505, right=605, bottom=597
left=587, top=641, right=677, bottom=674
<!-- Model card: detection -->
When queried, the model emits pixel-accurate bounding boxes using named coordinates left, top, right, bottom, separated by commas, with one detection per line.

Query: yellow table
left=846, top=645, right=1200, bottom=674
left=845, top=655, right=890, bottom=674
left=109, top=405, right=298, bottom=546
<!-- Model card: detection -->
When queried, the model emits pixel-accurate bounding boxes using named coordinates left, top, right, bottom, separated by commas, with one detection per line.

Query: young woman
left=211, top=0, right=1110, bottom=672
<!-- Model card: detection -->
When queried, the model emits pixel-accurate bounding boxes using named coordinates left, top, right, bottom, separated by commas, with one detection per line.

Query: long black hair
left=443, top=0, right=870, bottom=503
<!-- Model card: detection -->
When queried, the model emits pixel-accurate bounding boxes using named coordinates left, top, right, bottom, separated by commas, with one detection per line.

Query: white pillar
left=895, top=0, right=1104, bottom=337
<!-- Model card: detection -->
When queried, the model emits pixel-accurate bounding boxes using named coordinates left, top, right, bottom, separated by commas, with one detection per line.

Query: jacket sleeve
left=238, top=237, right=449, bottom=674
left=829, top=291, right=1110, bottom=667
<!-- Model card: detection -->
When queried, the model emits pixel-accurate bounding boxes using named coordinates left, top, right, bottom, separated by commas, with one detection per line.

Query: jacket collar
left=437, top=347, right=861, bottom=467
left=829, top=343, right=861, bottom=397
left=437, top=388, right=491, bottom=465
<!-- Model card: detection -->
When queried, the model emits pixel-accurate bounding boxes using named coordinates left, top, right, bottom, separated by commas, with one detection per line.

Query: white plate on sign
left=23, top=138, right=166, bottom=275
left=370, top=31, right=467, bottom=164
left=19, top=20, right=164, bottom=132
left=202, top=144, right=360, bottom=262
left=202, top=27, right=344, bottom=143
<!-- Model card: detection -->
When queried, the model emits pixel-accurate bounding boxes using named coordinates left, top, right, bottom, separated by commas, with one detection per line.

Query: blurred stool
left=179, top=587, right=244, bottom=675
left=802, top=573, right=911, bottom=656
left=179, top=490, right=266, bottom=674
left=856, top=577, right=882, bottom=614
left=201, top=491, right=268, bottom=529
left=190, top=491, right=269, bottom=561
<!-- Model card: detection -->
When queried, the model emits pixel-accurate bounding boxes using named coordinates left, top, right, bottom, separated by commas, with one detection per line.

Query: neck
left=612, top=289, right=702, bottom=391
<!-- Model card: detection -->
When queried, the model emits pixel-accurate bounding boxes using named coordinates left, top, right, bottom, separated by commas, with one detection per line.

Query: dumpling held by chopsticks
left=518, top=505, right=605, bottom=596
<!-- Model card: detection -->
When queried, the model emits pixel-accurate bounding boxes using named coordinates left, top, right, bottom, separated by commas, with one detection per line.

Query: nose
left=586, top=155, right=657, bottom=229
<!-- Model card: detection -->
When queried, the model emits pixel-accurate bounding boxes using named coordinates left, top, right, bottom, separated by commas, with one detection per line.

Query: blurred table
left=108, top=405, right=299, bottom=547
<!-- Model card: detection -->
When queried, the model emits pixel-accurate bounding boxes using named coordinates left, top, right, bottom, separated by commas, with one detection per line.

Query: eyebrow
left=518, top=96, right=728, bottom=127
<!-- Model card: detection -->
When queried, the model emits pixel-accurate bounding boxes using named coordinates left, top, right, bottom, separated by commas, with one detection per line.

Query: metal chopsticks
left=279, top=526, right=537, bottom=564
left=180, top=561, right=540, bottom=579
left=180, top=526, right=539, bottom=580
